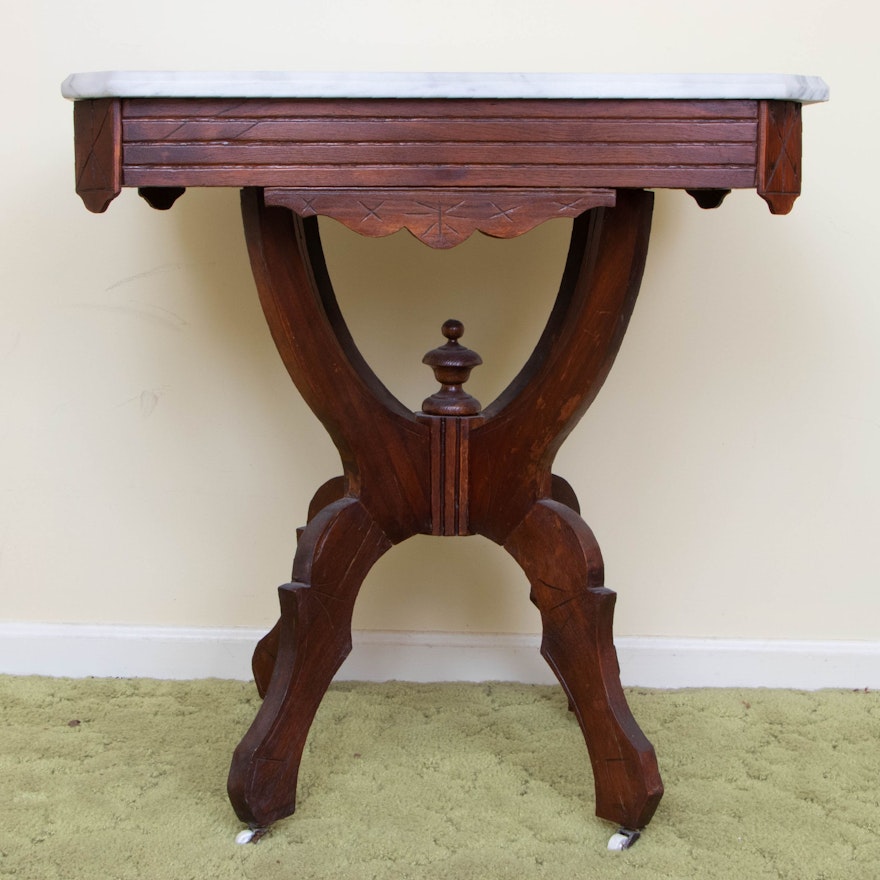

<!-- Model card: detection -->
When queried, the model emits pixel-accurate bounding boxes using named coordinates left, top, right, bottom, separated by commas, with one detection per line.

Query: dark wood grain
left=240, top=189, right=432, bottom=541
left=758, top=100, right=803, bottom=214
left=73, top=96, right=806, bottom=218
left=73, top=98, right=121, bottom=212
left=123, top=99, right=757, bottom=189
left=229, top=187, right=662, bottom=832
left=251, top=476, right=346, bottom=697
left=70, top=89, right=815, bottom=838
left=122, top=96, right=758, bottom=120
left=119, top=98, right=759, bottom=196
left=505, top=499, right=663, bottom=829
left=265, top=188, right=616, bottom=248
left=229, top=497, right=392, bottom=827
left=469, top=190, right=653, bottom=543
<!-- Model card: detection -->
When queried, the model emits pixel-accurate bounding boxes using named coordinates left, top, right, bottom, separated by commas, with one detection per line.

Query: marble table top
left=62, top=71, right=829, bottom=103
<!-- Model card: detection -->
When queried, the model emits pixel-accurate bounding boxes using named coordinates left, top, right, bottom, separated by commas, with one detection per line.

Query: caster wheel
left=607, top=828, right=641, bottom=851
left=235, top=826, right=268, bottom=845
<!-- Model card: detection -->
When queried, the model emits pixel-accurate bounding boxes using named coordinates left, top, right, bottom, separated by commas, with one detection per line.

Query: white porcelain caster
left=607, top=828, right=641, bottom=851
left=235, top=827, right=268, bottom=845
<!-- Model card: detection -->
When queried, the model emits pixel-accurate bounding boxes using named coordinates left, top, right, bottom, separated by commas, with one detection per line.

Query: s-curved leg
left=252, top=476, right=346, bottom=697
left=228, top=497, right=392, bottom=829
left=505, top=499, right=663, bottom=830
left=467, top=189, right=663, bottom=834
left=231, top=190, right=428, bottom=833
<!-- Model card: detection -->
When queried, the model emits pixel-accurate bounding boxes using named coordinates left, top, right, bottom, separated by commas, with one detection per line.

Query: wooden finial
left=421, top=319, right=483, bottom=415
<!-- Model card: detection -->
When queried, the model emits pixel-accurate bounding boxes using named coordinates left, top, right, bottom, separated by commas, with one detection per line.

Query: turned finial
left=421, top=319, right=483, bottom=416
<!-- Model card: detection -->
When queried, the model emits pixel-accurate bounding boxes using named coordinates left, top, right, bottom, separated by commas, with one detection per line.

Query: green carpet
left=1, top=676, right=877, bottom=879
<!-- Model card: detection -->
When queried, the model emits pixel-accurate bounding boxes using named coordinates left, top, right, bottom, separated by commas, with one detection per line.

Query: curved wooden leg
left=252, top=476, right=347, bottom=697
left=470, top=189, right=654, bottom=543
left=236, top=186, right=663, bottom=836
left=505, top=499, right=663, bottom=829
left=233, top=190, right=429, bottom=831
left=228, top=497, right=392, bottom=828
left=241, top=188, right=430, bottom=542
left=251, top=625, right=281, bottom=701
left=466, top=190, right=662, bottom=830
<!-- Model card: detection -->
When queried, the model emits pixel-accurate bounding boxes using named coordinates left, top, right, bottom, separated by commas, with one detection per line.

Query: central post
left=418, top=318, right=483, bottom=537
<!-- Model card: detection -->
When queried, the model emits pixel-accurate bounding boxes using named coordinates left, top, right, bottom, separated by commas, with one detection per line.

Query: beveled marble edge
left=61, top=71, right=829, bottom=103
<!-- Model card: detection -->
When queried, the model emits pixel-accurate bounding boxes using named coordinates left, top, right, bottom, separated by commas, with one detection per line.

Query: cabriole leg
left=505, top=500, right=663, bottom=831
left=228, top=498, right=392, bottom=830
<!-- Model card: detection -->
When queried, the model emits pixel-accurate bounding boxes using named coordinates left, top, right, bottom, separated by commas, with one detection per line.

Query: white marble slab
left=61, top=71, right=829, bottom=103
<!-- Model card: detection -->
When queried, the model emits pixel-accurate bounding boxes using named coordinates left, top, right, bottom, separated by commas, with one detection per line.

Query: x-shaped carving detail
left=764, top=104, right=801, bottom=193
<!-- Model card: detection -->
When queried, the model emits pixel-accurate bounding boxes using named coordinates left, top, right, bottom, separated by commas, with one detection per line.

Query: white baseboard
left=1, top=622, right=877, bottom=689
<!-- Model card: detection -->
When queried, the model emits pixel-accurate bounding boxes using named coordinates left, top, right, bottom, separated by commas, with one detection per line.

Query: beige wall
left=3, top=1, right=876, bottom=642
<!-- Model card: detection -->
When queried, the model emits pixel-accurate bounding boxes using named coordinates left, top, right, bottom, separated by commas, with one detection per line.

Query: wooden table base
left=227, top=187, right=664, bottom=833
left=66, top=73, right=826, bottom=849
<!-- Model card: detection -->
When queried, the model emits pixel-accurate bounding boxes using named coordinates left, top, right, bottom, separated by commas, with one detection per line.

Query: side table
left=64, top=71, right=828, bottom=848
